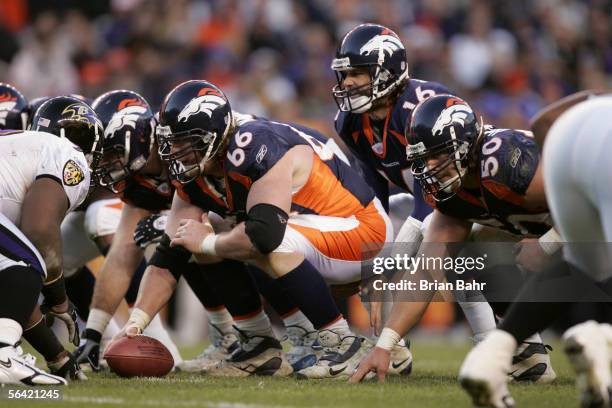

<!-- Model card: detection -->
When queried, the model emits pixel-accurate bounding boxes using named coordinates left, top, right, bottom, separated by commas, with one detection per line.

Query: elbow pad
left=244, top=203, right=288, bottom=254
left=148, top=234, right=192, bottom=279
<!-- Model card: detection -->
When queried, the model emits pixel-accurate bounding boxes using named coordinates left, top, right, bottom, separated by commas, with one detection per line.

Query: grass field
left=2, top=340, right=579, bottom=408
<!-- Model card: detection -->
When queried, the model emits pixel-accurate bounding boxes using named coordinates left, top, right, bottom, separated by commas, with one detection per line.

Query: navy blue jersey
left=173, top=175, right=228, bottom=216
left=335, top=78, right=451, bottom=220
left=427, top=127, right=550, bottom=236
left=223, top=116, right=376, bottom=221
left=120, top=173, right=173, bottom=212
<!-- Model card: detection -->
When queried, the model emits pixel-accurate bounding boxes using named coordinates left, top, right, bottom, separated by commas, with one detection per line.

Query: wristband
left=376, top=327, right=401, bottom=351
left=127, top=308, right=151, bottom=332
left=200, top=234, right=218, bottom=256
left=41, top=275, right=67, bottom=307
left=538, top=228, right=562, bottom=255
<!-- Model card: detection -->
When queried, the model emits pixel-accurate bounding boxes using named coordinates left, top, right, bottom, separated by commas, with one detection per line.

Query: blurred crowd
left=0, top=0, right=610, bottom=137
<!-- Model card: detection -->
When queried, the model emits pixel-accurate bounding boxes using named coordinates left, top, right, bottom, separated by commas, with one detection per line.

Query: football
left=104, top=335, right=174, bottom=378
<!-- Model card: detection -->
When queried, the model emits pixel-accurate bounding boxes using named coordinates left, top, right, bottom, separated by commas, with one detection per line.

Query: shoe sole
left=460, top=377, right=514, bottom=408
left=564, top=338, right=611, bottom=408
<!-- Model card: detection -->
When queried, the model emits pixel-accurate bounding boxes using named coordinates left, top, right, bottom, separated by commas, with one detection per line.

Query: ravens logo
left=63, top=159, right=85, bottom=186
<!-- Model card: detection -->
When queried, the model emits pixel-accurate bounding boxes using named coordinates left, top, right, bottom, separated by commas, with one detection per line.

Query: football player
left=73, top=90, right=184, bottom=370
left=0, top=95, right=102, bottom=385
left=116, top=79, right=392, bottom=379
left=460, top=93, right=612, bottom=408
left=331, top=23, right=502, bottom=371
left=351, top=95, right=559, bottom=387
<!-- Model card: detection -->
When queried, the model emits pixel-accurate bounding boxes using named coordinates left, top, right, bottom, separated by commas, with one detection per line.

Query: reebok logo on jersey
left=63, top=159, right=85, bottom=186
left=256, top=144, right=268, bottom=163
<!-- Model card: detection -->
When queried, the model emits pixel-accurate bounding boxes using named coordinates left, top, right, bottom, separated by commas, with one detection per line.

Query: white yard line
left=63, top=396, right=296, bottom=408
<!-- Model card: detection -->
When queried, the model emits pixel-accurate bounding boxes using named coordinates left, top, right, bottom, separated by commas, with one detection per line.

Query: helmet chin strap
left=348, top=95, right=373, bottom=113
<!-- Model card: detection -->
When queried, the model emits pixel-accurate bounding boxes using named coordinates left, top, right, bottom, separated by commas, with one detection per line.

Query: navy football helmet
left=331, top=24, right=409, bottom=113
left=0, top=83, right=28, bottom=130
left=91, top=90, right=155, bottom=192
left=406, top=94, right=483, bottom=201
left=157, top=80, right=232, bottom=183
left=31, top=96, right=104, bottom=177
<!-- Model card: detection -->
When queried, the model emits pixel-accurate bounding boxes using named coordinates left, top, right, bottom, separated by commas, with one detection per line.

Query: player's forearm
left=214, top=223, right=260, bottom=261
left=132, top=265, right=177, bottom=321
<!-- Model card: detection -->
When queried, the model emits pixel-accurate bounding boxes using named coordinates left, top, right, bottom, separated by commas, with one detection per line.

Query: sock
left=23, top=317, right=64, bottom=361
left=282, top=310, right=314, bottom=332
left=125, top=258, right=147, bottom=305
left=322, top=317, right=351, bottom=336
left=276, top=259, right=343, bottom=330
left=85, top=308, right=112, bottom=343
left=250, top=265, right=299, bottom=317
left=201, top=260, right=263, bottom=318
left=458, top=301, right=496, bottom=342
left=65, top=266, right=95, bottom=320
left=234, top=310, right=274, bottom=337
left=0, top=318, right=23, bottom=346
left=206, top=307, right=234, bottom=334
left=181, top=262, right=224, bottom=309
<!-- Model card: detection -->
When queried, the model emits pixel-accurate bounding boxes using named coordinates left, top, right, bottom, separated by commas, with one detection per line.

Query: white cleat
left=283, top=325, right=322, bottom=372
left=204, top=331, right=292, bottom=377
left=178, top=325, right=239, bottom=373
left=509, top=342, right=556, bottom=383
left=563, top=321, right=611, bottom=408
left=387, top=341, right=413, bottom=376
left=296, top=330, right=370, bottom=380
left=0, top=345, right=66, bottom=386
left=459, top=330, right=516, bottom=408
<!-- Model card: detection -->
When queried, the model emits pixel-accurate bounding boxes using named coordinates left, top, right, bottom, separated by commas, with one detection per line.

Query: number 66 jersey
left=223, top=115, right=393, bottom=285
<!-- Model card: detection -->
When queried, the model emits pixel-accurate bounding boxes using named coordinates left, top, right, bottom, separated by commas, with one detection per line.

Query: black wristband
left=41, top=276, right=67, bottom=307
left=84, top=328, right=102, bottom=344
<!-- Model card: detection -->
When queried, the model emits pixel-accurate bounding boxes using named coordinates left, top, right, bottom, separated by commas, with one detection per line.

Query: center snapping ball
left=104, top=335, right=174, bottom=378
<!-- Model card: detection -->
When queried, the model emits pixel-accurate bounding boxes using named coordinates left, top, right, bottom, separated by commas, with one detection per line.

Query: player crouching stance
left=0, top=96, right=102, bottom=385
left=114, top=79, right=393, bottom=379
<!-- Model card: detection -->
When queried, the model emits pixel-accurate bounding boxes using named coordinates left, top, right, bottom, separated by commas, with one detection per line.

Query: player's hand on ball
left=349, top=346, right=390, bottom=383
left=170, top=213, right=214, bottom=253
left=113, top=323, right=143, bottom=342
left=513, top=238, right=551, bottom=273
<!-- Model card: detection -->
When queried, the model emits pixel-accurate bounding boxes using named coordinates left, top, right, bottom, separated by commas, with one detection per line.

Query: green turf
left=2, top=341, right=578, bottom=408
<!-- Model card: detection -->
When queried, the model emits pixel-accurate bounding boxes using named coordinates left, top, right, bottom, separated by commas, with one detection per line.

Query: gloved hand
left=134, top=213, right=168, bottom=248
left=40, top=301, right=80, bottom=347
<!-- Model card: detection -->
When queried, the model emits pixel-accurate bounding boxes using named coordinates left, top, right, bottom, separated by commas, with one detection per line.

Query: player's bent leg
left=459, top=330, right=516, bottom=408
left=563, top=321, right=611, bottom=408
left=0, top=265, right=66, bottom=386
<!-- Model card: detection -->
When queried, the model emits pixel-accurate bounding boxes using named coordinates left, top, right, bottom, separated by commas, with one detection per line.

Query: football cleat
left=563, top=321, right=611, bottom=408
left=295, top=330, right=370, bottom=380
left=283, top=325, right=323, bottom=372
left=509, top=342, right=556, bottom=383
left=0, top=345, right=67, bottom=386
left=459, top=330, right=516, bottom=408
left=177, top=324, right=239, bottom=372
left=387, top=340, right=413, bottom=376
left=48, top=352, right=88, bottom=381
left=75, top=340, right=101, bottom=372
left=204, top=329, right=292, bottom=377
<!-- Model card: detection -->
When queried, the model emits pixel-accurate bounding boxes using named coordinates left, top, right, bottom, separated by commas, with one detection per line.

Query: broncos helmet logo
left=177, top=88, right=226, bottom=123
left=360, top=34, right=404, bottom=59
left=0, top=101, right=17, bottom=126
left=105, top=104, right=148, bottom=139
left=431, top=103, right=473, bottom=138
